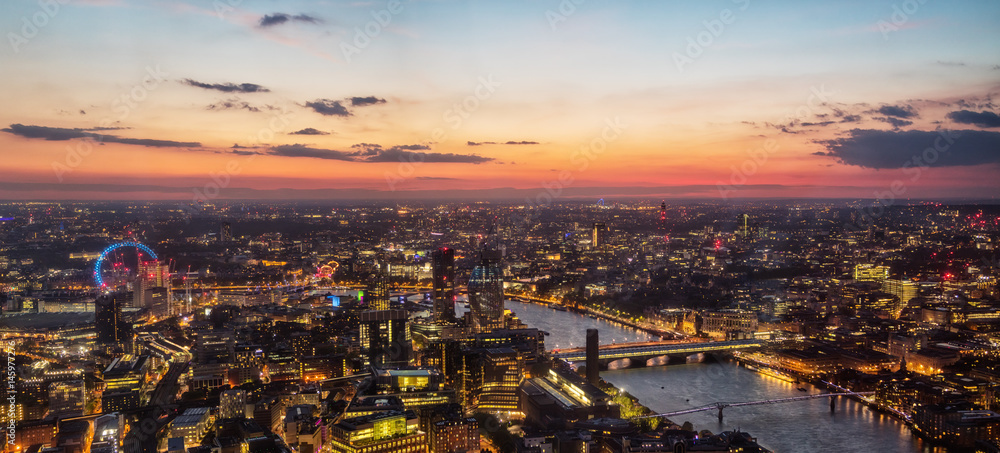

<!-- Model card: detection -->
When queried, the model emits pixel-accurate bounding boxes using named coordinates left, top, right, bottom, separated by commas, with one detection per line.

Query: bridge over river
left=552, top=338, right=762, bottom=368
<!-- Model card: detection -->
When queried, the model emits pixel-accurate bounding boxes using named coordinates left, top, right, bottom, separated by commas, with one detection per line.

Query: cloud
left=875, top=104, right=918, bottom=119
left=467, top=140, right=539, bottom=146
left=258, top=13, right=321, bottom=27
left=946, top=110, right=1000, bottom=128
left=182, top=79, right=269, bottom=93
left=391, top=144, right=431, bottom=151
left=350, top=143, right=382, bottom=156
left=416, top=176, right=461, bottom=180
left=269, top=144, right=355, bottom=161
left=361, top=147, right=493, bottom=163
left=289, top=128, right=330, bottom=135
left=816, top=129, right=1000, bottom=168
left=207, top=98, right=274, bottom=113
left=799, top=121, right=835, bottom=127
left=2, top=124, right=199, bottom=148
left=841, top=115, right=862, bottom=123
left=268, top=143, right=492, bottom=163
left=874, top=116, right=913, bottom=129
left=349, top=96, right=386, bottom=107
left=305, top=99, right=350, bottom=117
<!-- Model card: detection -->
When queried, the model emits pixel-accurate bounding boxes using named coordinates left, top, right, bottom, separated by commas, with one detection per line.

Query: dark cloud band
left=2, top=124, right=200, bottom=148
left=816, top=129, right=1000, bottom=168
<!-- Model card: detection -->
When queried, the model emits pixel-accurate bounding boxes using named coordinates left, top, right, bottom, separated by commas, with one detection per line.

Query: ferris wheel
left=93, top=241, right=158, bottom=288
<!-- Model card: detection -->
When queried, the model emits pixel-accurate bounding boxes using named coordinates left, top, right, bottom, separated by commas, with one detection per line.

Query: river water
left=496, top=300, right=944, bottom=453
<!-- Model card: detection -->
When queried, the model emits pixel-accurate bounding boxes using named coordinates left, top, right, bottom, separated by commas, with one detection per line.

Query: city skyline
left=2, top=0, right=1000, bottom=201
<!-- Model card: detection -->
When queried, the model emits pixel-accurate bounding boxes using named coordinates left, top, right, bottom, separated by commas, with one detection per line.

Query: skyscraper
left=367, top=262, right=390, bottom=311
left=592, top=222, right=607, bottom=248
left=469, top=249, right=503, bottom=333
left=360, top=261, right=410, bottom=367
left=220, top=222, right=233, bottom=242
left=360, top=309, right=411, bottom=367
left=134, top=260, right=169, bottom=309
left=95, top=292, right=129, bottom=348
left=431, top=247, right=456, bottom=323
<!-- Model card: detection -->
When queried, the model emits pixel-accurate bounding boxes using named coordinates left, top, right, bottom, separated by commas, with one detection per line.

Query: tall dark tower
left=586, top=328, right=599, bottom=385
left=660, top=201, right=667, bottom=223
left=95, top=292, right=130, bottom=350
left=432, top=247, right=456, bottom=323
left=220, top=222, right=233, bottom=242
left=469, top=249, right=504, bottom=333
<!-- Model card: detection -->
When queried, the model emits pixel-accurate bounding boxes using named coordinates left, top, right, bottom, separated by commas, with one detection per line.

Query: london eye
left=93, top=241, right=158, bottom=288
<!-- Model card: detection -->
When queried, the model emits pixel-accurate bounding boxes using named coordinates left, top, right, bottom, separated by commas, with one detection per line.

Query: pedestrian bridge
left=636, top=390, right=875, bottom=422
left=551, top=339, right=763, bottom=362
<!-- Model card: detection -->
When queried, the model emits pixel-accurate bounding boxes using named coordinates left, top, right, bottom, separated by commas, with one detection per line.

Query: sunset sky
left=1, top=0, right=999, bottom=200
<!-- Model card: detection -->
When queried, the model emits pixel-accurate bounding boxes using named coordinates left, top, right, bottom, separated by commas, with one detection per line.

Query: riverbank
left=595, top=378, right=670, bottom=432
left=729, top=354, right=958, bottom=451
left=505, top=293, right=679, bottom=339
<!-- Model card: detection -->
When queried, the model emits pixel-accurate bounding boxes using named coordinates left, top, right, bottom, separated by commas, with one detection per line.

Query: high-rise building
left=884, top=279, right=919, bottom=306
left=367, top=263, right=390, bottom=311
left=475, top=347, right=523, bottom=413
left=469, top=249, right=503, bottom=333
left=360, top=309, right=411, bottom=367
left=95, top=292, right=130, bottom=349
left=592, top=222, right=607, bottom=248
left=586, top=328, right=599, bottom=385
left=220, top=222, right=233, bottom=242
left=431, top=247, right=456, bottom=323
left=134, top=260, right=170, bottom=310
left=146, top=287, right=169, bottom=318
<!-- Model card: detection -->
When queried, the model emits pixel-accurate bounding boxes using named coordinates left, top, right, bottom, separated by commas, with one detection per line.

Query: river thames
left=493, top=299, right=945, bottom=453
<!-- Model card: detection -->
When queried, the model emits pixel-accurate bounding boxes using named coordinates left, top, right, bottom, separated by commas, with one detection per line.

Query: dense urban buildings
left=0, top=199, right=998, bottom=452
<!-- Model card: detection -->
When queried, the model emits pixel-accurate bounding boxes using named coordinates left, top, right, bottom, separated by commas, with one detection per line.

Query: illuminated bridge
left=552, top=339, right=763, bottom=364
left=636, top=391, right=875, bottom=422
